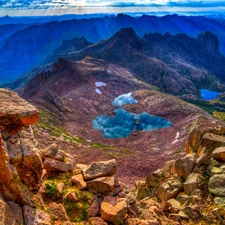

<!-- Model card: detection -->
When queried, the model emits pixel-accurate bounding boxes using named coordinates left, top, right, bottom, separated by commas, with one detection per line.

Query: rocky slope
left=1, top=88, right=225, bottom=225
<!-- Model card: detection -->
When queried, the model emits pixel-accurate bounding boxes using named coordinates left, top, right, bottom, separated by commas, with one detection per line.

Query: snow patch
left=95, top=88, right=102, bottom=95
left=95, top=81, right=107, bottom=87
left=172, top=132, right=180, bottom=145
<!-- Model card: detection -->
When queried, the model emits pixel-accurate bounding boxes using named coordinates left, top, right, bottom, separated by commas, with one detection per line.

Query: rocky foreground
left=1, top=88, right=225, bottom=225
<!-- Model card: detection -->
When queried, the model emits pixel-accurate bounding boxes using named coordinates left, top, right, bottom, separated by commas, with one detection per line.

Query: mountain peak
left=196, top=31, right=220, bottom=56
left=116, top=27, right=137, bottom=38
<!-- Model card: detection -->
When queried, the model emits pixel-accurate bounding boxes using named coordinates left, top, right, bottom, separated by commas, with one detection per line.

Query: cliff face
left=0, top=88, right=43, bottom=205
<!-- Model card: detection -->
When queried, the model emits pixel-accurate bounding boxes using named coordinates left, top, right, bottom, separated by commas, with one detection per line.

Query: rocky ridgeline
left=1, top=88, right=225, bottom=225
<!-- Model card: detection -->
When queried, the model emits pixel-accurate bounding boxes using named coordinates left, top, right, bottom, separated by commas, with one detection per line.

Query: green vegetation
left=90, top=142, right=116, bottom=149
left=45, top=181, right=57, bottom=197
left=36, top=108, right=86, bottom=144
left=42, top=172, right=92, bottom=222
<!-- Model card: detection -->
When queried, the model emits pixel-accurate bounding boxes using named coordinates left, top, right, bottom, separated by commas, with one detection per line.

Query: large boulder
left=0, top=89, right=43, bottom=205
left=100, top=196, right=127, bottom=225
left=146, top=169, right=164, bottom=188
left=0, top=88, right=39, bottom=125
left=83, top=159, right=117, bottom=180
left=48, top=202, right=69, bottom=222
left=87, top=176, right=115, bottom=195
left=175, top=154, right=198, bottom=179
left=208, top=174, right=225, bottom=196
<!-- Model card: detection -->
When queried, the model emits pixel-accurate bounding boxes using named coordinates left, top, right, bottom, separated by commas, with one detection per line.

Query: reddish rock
left=83, top=159, right=117, bottom=180
left=48, top=202, right=69, bottom=221
left=100, top=196, right=127, bottom=225
left=87, top=176, right=115, bottom=194
left=57, top=183, right=65, bottom=194
left=89, top=217, right=107, bottom=225
left=88, top=197, right=100, bottom=217
left=0, top=88, right=39, bottom=125
left=65, top=191, right=77, bottom=202
left=71, top=174, right=87, bottom=190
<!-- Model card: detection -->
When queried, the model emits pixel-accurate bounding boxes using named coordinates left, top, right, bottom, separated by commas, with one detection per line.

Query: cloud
left=0, top=0, right=225, bottom=11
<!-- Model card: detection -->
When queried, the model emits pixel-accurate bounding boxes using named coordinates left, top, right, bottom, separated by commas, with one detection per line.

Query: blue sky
left=0, top=0, right=225, bottom=16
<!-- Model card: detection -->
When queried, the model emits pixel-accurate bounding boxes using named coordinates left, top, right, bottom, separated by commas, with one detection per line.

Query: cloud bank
left=0, top=0, right=225, bottom=9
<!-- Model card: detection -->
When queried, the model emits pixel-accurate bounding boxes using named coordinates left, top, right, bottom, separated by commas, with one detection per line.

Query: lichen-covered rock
left=23, top=205, right=51, bottom=225
left=100, top=196, right=127, bottom=225
left=48, top=202, right=69, bottom=221
left=43, top=157, right=74, bottom=172
left=175, top=153, right=198, bottom=179
left=157, top=178, right=182, bottom=202
left=186, top=116, right=224, bottom=154
left=87, top=176, right=115, bottom=194
left=146, top=169, right=164, bottom=188
left=71, top=174, right=87, bottom=190
left=183, top=173, right=204, bottom=196
left=0, top=88, right=39, bottom=125
left=83, top=159, right=117, bottom=180
left=212, top=147, right=225, bottom=162
left=208, top=174, right=225, bottom=196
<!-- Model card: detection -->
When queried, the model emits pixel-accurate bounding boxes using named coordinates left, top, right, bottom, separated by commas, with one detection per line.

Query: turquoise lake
left=200, top=89, right=220, bottom=101
left=92, top=93, right=172, bottom=138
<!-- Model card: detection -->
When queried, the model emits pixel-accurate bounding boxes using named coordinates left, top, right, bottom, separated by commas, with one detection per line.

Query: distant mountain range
left=1, top=14, right=225, bottom=84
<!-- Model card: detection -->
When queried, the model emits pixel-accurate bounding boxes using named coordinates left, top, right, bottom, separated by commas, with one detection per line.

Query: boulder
left=48, top=202, right=69, bottom=221
left=200, top=133, right=225, bottom=153
left=23, top=205, right=51, bottom=225
left=57, top=183, right=64, bottom=194
left=83, top=159, right=117, bottom=180
left=0, top=88, right=39, bottom=125
left=212, top=147, right=225, bottom=162
left=88, top=196, right=100, bottom=217
left=125, top=218, right=159, bottom=225
left=0, top=198, right=15, bottom=225
left=182, top=205, right=201, bottom=220
left=100, top=196, right=127, bottom=225
left=208, top=174, right=225, bottom=196
left=89, top=217, right=108, bottom=225
left=7, top=201, right=24, bottom=225
left=0, top=134, right=32, bottom=205
left=183, top=173, right=204, bottom=196
left=87, top=176, right=115, bottom=194
left=186, top=116, right=224, bottom=154
left=157, top=179, right=182, bottom=202
left=167, top=198, right=181, bottom=213
left=43, top=157, right=74, bottom=172
left=196, top=154, right=211, bottom=166
left=71, top=174, right=87, bottom=190
left=175, top=153, right=198, bottom=179
left=146, top=169, right=163, bottom=188
left=214, top=197, right=225, bottom=205
left=39, top=143, right=63, bottom=161
left=65, top=191, right=77, bottom=202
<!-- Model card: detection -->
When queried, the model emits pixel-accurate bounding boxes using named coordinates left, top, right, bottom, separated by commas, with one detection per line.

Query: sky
left=0, top=0, right=225, bottom=16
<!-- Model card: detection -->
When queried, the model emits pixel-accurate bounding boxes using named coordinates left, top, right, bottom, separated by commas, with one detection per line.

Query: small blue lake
left=92, top=92, right=172, bottom=138
left=200, top=89, right=220, bottom=101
